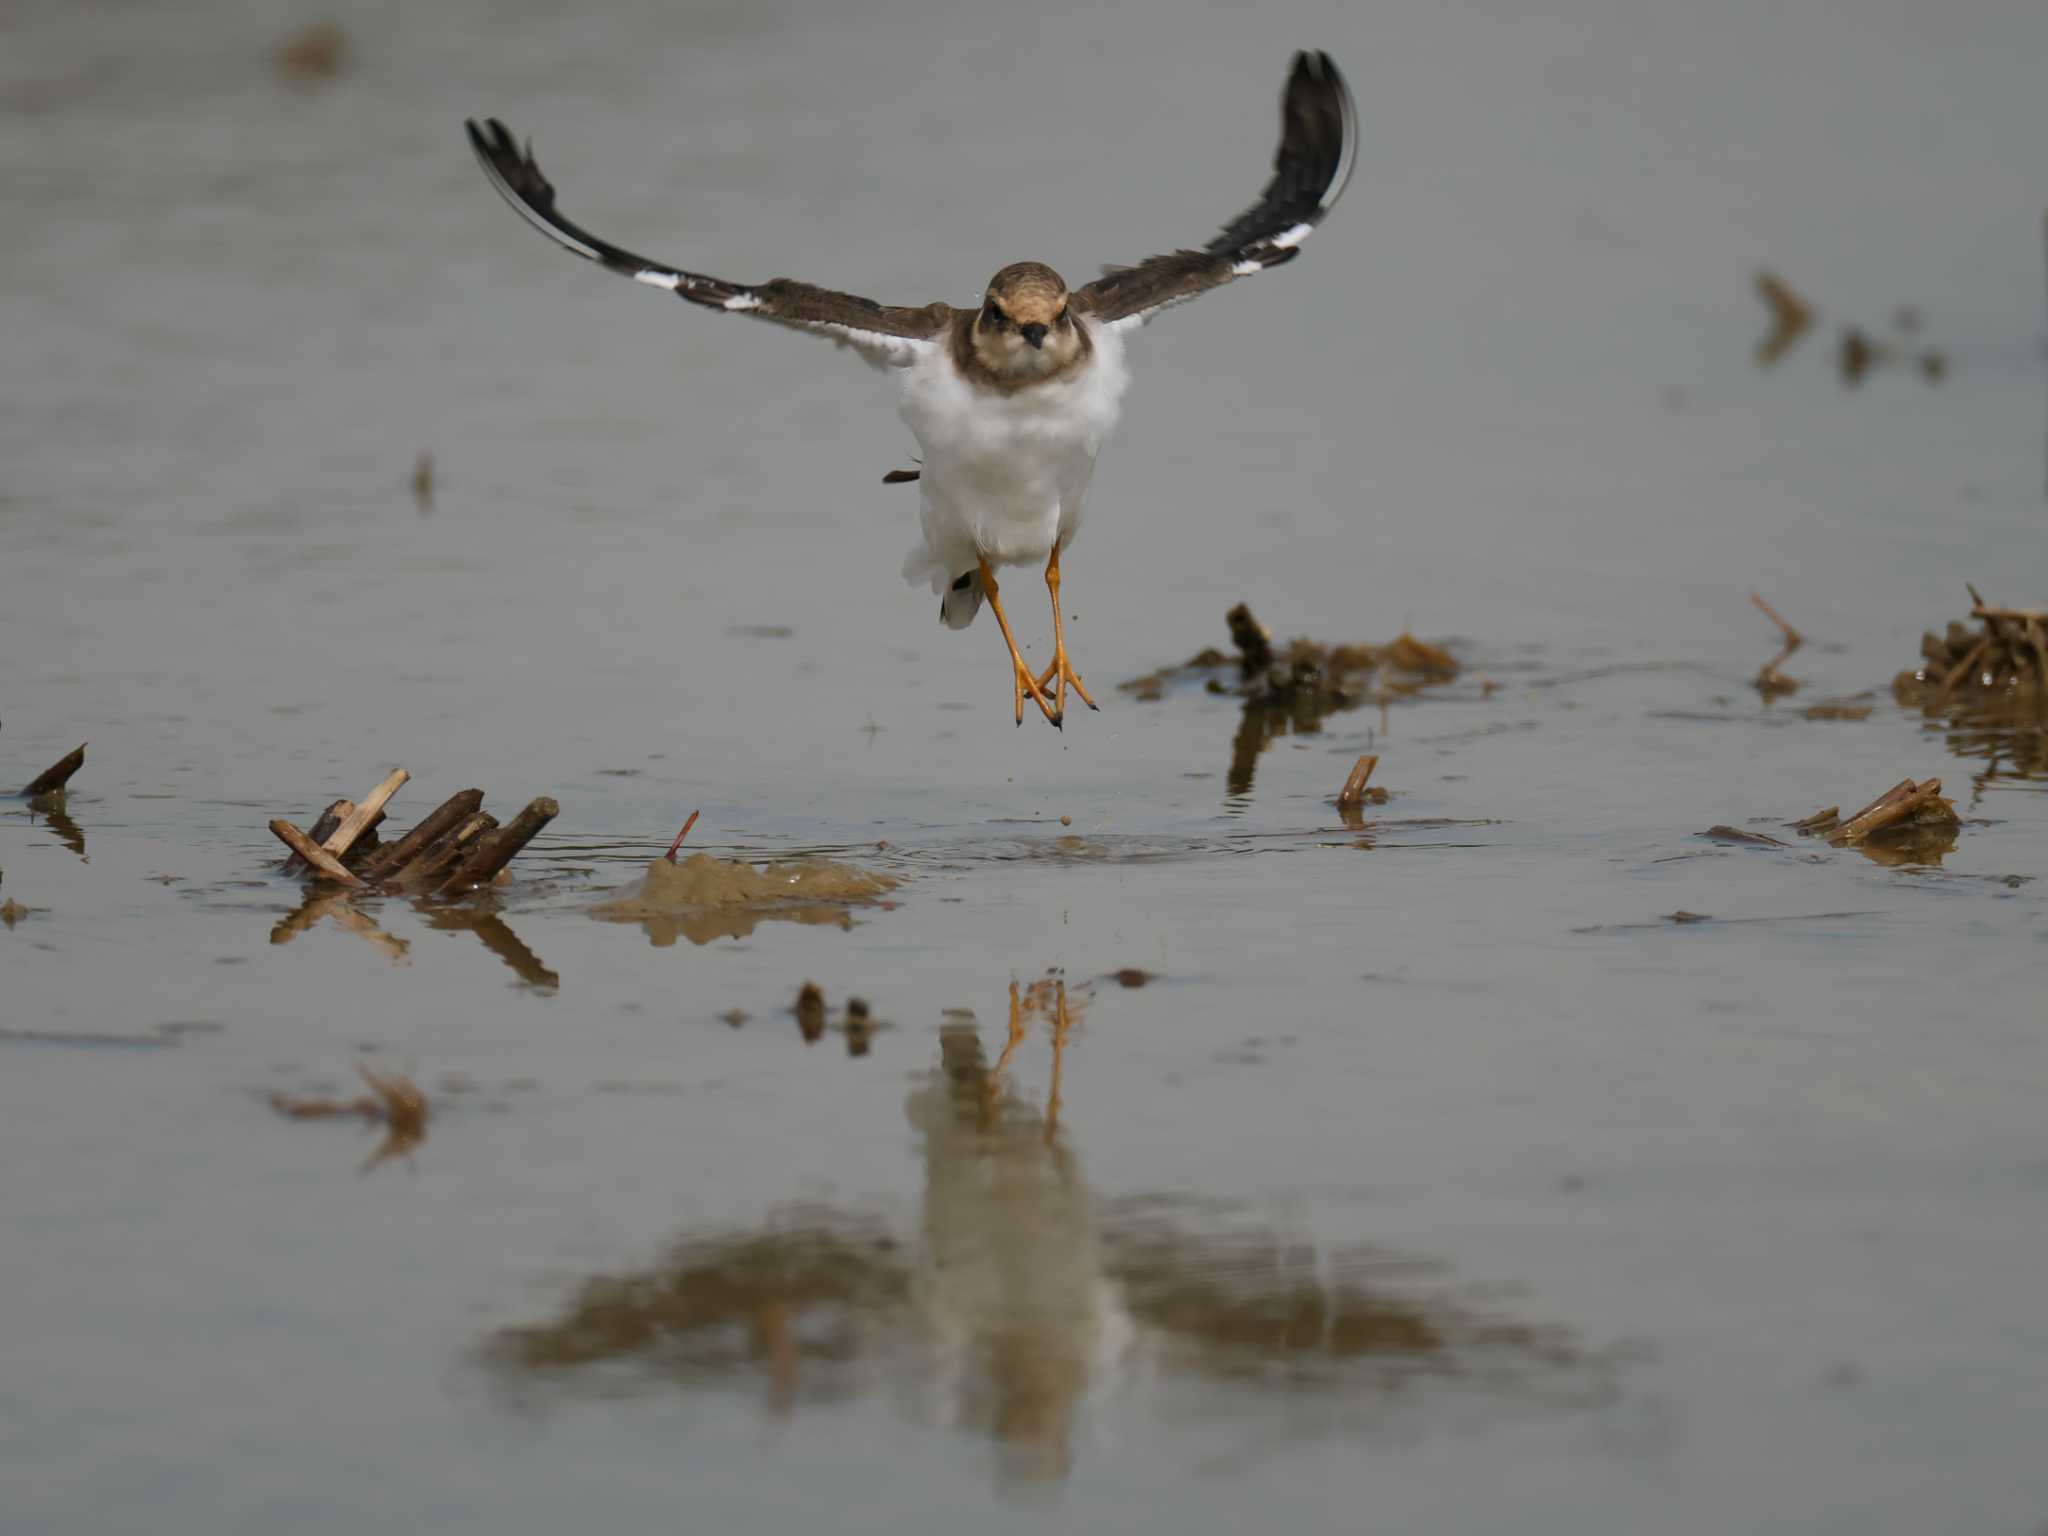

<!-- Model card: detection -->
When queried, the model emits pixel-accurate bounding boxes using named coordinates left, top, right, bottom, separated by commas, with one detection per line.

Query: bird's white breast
left=897, top=323, right=1130, bottom=582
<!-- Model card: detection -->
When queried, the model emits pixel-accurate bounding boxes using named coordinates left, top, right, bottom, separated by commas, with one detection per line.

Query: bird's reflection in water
left=487, top=978, right=1604, bottom=1487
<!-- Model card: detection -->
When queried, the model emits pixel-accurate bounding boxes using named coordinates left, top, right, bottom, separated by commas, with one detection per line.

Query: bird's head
left=972, top=262, right=1081, bottom=378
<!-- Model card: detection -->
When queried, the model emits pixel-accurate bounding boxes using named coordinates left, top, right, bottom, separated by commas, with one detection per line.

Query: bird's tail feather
left=939, top=569, right=983, bottom=630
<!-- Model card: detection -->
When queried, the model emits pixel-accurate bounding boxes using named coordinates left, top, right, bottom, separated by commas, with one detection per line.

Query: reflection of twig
left=1752, top=270, right=1814, bottom=366
left=269, top=1063, right=429, bottom=1173
left=1749, top=592, right=1802, bottom=648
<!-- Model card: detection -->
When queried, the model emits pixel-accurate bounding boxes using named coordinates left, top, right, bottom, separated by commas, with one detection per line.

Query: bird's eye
left=982, top=304, right=1003, bottom=328
left=1055, top=305, right=1069, bottom=324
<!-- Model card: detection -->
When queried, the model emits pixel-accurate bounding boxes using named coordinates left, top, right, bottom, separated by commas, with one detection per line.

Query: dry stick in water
left=1749, top=592, right=1803, bottom=649
left=268, top=819, right=365, bottom=886
left=358, top=788, right=485, bottom=881
left=1336, top=755, right=1380, bottom=808
left=392, top=812, right=496, bottom=890
left=1829, top=778, right=1948, bottom=846
left=21, top=744, right=86, bottom=797
left=664, top=809, right=701, bottom=863
left=1939, top=635, right=1991, bottom=695
left=440, top=797, right=558, bottom=894
left=322, top=769, right=409, bottom=860
left=285, top=798, right=354, bottom=873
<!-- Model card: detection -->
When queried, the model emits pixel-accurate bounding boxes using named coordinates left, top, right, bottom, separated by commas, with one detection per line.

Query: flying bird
left=466, top=51, right=1356, bottom=727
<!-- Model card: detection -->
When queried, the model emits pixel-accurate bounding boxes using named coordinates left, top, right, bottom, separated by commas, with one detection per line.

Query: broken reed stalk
left=1939, top=634, right=1991, bottom=695
left=357, top=788, right=485, bottom=881
left=664, top=809, right=701, bottom=863
left=268, top=819, right=365, bottom=886
left=1749, top=592, right=1802, bottom=649
left=285, top=799, right=354, bottom=874
left=21, top=744, right=86, bottom=797
left=440, top=797, right=557, bottom=894
left=391, top=811, right=496, bottom=890
left=321, top=768, right=408, bottom=859
left=1336, top=754, right=1380, bottom=808
left=1828, top=777, right=1949, bottom=846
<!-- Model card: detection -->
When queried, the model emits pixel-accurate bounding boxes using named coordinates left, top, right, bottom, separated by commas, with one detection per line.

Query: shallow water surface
left=6, top=1, right=2048, bottom=1531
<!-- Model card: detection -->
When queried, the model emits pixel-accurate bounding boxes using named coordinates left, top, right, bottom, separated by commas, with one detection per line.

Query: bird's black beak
left=1020, top=323, right=1048, bottom=349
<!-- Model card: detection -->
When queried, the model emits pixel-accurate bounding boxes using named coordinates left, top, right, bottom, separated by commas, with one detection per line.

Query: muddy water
left=6, top=1, right=2048, bottom=1530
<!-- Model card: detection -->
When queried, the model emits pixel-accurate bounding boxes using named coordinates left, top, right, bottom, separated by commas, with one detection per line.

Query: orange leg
left=1043, top=978, right=1072, bottom=1143
left=1032, top=544, right=1099, bottom=725
left=980, top=558, right=1058, bottom=726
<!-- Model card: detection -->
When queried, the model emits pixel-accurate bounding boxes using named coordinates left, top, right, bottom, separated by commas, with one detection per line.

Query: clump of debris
left=1895, top=586, right=2048, bottom=712
left=267, top=768, right=557, bottom=895
left=1121, top=602, right=1461, bottom=711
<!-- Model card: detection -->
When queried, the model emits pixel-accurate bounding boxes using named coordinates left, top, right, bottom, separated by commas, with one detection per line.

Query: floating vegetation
left=1893, top=587, right=2048, bottom=799
left=1791, top=776, right=1960, bottom=867
left=1895, top=586, right=2048, bottom=711
left=1122, top=603, right=1463, bottom=797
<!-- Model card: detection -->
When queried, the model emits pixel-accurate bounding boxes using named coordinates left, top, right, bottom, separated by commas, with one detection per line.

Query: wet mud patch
left=592, top=852, right=898, bottom=947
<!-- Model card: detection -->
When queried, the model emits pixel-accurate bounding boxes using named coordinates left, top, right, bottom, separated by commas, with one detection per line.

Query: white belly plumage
left=897, top=321, right=1129, bottom=604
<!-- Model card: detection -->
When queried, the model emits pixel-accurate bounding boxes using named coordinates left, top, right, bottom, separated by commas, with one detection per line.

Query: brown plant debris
left=21, top=742, right=86, bottom=798
left=1752, top=271, right=1815, bottom=366
left=1794, top=777, right=1959, bottom=847
left=1895, top=585, right=2048, bottom=714
left=794, top=981, right=827, bottom=1043
left=267, top=771, right=554, bottom=894
left=1336, top=754, right=1386, bottom=810
left=1121, top=604, right=1462, bottom=797
left=1700, top=825, right=1790, bottom=848
left=275, top=23, right=346, bottom=84
left=270, top=1064, right=428, bottom=1172
left=663, top=809, right=701, bottom=863
left=1750, top=592, right=1803, bottom=697
left=1749, top=271, right=1946, bottom=385
left=1803, top=694, right=1874, bottom=721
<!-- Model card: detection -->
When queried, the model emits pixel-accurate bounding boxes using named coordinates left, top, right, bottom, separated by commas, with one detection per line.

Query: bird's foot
left=1011, top=654, right=1061, bottom=728
left=1034, top=647, right=1100, bottom=726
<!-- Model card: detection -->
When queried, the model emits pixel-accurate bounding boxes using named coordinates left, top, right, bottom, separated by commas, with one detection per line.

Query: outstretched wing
left=1071, top=51, right=1356, bottom=331
left=464, top=118, right=953, bottom=368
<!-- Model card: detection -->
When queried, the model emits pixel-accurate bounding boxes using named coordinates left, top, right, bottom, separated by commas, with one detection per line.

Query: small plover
left=467, top=51, right=1355, bottom=726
